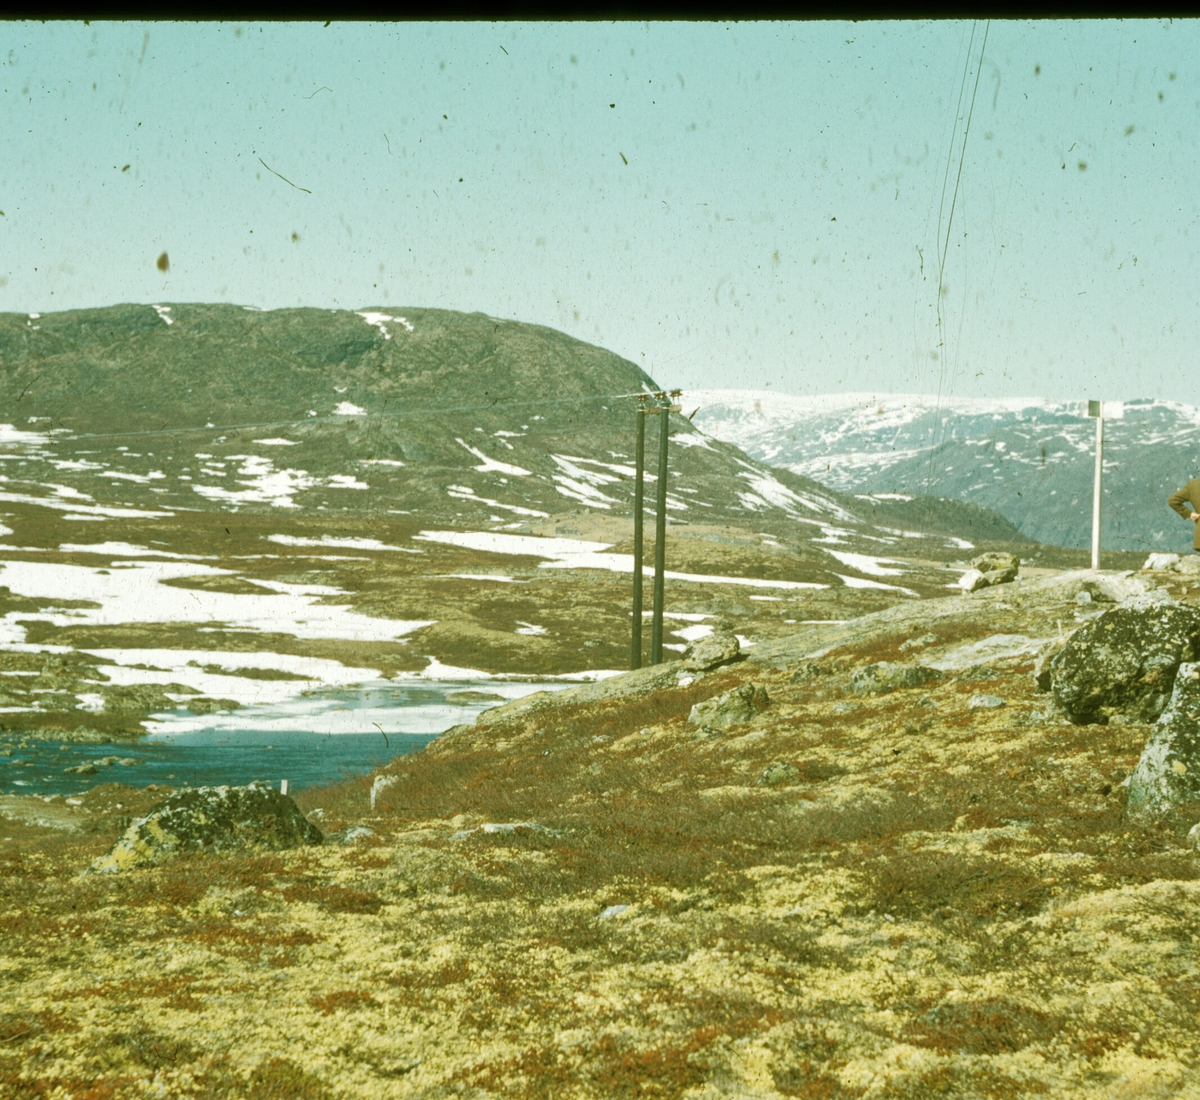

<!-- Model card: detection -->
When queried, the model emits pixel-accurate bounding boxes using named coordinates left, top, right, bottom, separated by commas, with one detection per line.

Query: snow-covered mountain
left=689, top=391, right=1200, bottom=553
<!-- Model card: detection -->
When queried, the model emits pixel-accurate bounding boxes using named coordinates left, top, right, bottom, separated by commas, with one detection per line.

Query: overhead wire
left=920, top=19, right=990, bottom=530
left=15, top=389, right=670, bottom=445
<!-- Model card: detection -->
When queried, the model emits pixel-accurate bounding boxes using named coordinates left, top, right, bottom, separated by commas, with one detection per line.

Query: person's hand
left=1191, top=512, right=1200, bottom=522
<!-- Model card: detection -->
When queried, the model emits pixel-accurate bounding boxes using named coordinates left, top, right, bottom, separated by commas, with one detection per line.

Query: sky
left=2, top=19, right=1197, bottom=403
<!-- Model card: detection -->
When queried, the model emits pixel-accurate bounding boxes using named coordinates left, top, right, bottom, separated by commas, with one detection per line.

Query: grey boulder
left=1079, top=573, right=1156, bottom=604
left=688, top=683, right=770, bottom=729
left=1126, top=663, right=1200, bottom=819
left=959, top=551, right=1020, bottom=592
left=1049, top=604, right=1200, bottom=725
left=88, top=781, right=323, bottom=874
left=849, top=662, right=943, bottom=696
left=681, top=630, right=740, bottom=672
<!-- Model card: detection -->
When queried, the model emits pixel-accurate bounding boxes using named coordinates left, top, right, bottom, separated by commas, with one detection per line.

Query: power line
left=10, top=389, right=666, bottom=445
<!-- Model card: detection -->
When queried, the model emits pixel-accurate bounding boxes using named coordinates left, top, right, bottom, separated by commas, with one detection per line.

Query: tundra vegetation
left=3, top=562, right=1198, bottom=1099
left=0, top=307, right=1185, bottom=1096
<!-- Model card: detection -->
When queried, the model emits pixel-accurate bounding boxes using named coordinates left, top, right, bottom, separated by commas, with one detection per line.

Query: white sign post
left=1084, top=400, right=1124, bottom=570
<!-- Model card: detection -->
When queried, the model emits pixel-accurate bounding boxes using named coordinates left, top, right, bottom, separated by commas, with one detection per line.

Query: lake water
left=1, top=678, right=570, bottom=797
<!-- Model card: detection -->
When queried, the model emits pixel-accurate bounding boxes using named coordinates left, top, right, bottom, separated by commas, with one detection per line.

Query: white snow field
left=413, top=530, right=832, bottom=590
left=0, top=559, right=435, bottom=644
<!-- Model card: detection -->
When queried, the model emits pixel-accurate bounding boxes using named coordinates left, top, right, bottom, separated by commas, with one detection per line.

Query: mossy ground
left=4, top=571, right=1200, bottom=1098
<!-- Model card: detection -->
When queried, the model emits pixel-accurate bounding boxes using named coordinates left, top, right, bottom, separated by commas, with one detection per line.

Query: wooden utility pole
left=630, top=391, right=681, bottom=668
left=650, top=397, right=671, bottom=665
left=630, top=398, right=647, bottom=669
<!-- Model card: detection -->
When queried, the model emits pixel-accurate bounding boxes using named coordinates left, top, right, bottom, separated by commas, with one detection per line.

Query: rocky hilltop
left=1, top=305, right=1026, bottom=558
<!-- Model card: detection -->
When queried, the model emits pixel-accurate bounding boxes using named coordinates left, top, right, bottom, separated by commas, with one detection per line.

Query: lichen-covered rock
left=1126, top=663, right=1200, bottom=819
left=959, top=552, right=1020, bottom=591
left=1049, top=603, right=1200, bottom=725
left=688, top=683, right=770, bottom=729
left=849, top=662, right=943, bottom=696
left=88, top=782, right=322, bottom=874
left=757, top=761, right=800, bottom=786
left=681, top=630, right=740, bottom=672
left=970, top=550, right=1020, bottom=582
left=968, top=694, right=1005, bottom=710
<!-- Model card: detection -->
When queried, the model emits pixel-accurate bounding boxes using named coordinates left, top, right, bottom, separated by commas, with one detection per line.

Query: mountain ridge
left=690, top=388, right=1200, bottom=553
left=0, top=306, right=1031, bottom=576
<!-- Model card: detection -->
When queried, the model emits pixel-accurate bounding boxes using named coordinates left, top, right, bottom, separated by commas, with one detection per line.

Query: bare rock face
left=88, top=782, right=323, bottom=874
left=959, top=551, right=1020, bottom=592
left=850, top=662, right=943, bottom=696
left=1080, top=573, right=1156, bottom=604
left=1126, top=663, right=1200, bottom=819
left=1049, top=604, right=1200, bottom=725
left=681, top=630, right=740, bottom=672
left=688, top=683, right=770, bottom=729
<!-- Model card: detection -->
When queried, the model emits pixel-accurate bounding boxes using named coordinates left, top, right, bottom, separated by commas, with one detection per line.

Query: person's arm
left=1168, top=485, right=1199, bottom=521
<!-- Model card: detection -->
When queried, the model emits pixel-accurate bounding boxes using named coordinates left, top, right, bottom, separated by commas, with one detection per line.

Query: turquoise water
left=1, top=678, right=565, bottom=796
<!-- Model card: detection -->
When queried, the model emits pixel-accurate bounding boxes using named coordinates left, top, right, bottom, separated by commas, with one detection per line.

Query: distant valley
left=691, top=390, right=1200, bottom=555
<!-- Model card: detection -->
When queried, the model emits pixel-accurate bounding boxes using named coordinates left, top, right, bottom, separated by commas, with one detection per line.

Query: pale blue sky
left=2, top=20, right=1196, bottom=402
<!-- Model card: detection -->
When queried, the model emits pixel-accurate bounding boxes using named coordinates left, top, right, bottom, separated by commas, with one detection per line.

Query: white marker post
left=1084, top=400, right=1124, bottom=570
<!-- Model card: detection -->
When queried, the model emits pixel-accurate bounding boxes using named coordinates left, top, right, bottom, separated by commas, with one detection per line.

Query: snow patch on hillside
left=356, top=311, right=414, bottom=339
left=457, top=439, right=532, bottom=477
left=823, top=549, right=905, bottom=577
left=446, top=485, right=548, bottom=517
left=413, top=530, right=829, bottom=590
left=267, top=535, right=422, bottom=554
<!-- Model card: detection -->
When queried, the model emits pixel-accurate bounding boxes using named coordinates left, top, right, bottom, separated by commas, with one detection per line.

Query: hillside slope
left=1, top=306, right=1025, bottom=584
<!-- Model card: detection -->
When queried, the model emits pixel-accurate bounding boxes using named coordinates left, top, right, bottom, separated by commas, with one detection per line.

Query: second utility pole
left=630, top=397, right=647, bottom=669
left=649, top=396, right=671, bottom=665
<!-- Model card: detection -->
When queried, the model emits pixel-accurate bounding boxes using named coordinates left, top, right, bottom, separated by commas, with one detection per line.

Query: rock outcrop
left=957, top=551, right=1020, bottom=592
left=849, top=662, right=943, bottom=696
left=1145, top=553, right=1200, bottom=576
left=1126, top=663, right=1200, bottom=819
left=1049, top=603, right=1200, bottom=725
left=1078, top=573, right=1157, bottom=604
left=88, top=782, right=323, bottom=874
left=688, top=684, right=770, bottom=729
left=681, top=631, right=740, bottom=672
left=757, top=761, right=800, bottom=786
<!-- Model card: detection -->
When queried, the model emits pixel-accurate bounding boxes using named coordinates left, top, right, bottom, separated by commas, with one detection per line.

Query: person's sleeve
left=1168, top=486, right=1196, bottom=519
